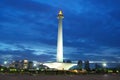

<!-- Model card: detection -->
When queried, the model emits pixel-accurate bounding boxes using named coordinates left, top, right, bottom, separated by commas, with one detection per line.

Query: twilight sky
left=0, top=0, right=120, bottom=64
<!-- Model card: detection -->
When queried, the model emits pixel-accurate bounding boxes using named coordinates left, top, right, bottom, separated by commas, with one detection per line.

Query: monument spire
left=57, top=10, right=64, bottom=62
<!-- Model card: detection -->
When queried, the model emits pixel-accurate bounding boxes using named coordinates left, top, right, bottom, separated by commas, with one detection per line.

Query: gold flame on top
left=58, top=10, right=63, bottom=15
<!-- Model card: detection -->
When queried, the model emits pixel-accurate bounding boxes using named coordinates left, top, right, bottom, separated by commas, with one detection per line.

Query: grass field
left=0, top=73, right=120, bottom=80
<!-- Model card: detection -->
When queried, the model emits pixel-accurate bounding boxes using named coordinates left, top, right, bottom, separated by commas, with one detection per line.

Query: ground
left=0, top=73, right=119, bottom=80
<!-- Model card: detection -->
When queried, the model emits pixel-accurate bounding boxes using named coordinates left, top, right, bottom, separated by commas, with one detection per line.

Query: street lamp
left=4, top=61, right=7, bottom=65
left=102, top=63, right=107, bottom=67
left=102, top=63, right=107, bottom=73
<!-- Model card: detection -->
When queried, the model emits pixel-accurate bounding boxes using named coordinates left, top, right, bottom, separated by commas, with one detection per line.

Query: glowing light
left=36, top=68, right=39, bottom=70
left=116, top=70, right=119, bottom=73
left=4, top=61, right=7, bottom=65
left=0, top=68, right=4, bottom=71
left=73, top=70, right=78, bottom=73
left=102, top=63, right=107, bottom=67
left=33, top=63, right=37, bottom=67
left=24, top=60, right=28, bottom=63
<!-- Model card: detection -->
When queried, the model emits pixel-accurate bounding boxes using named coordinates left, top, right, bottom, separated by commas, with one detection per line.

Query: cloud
left=1, top=0, right=55, bottom=12
left=0, top=54, right=20, bottom=64
left=0, top=1, right=57, bottom=44
left=0, top=0, right=120, bottom=64
left=83, top=46, right=120, bottom=61
left=1, top=55, right=14, bottom=60
left=0, top=42, right=57, bottom=63
left=0, top=42, right=24, bottom=51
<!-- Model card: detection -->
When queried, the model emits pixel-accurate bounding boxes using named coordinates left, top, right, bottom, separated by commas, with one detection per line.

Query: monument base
left=43, top=62, right=76, bottom=70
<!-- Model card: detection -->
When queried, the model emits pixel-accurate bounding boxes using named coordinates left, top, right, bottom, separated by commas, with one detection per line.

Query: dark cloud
left=0, top=49, right=55, bottom=64
left=0, top=0, right=120, bottom=64
left=1, top=0, right=55, bottom=12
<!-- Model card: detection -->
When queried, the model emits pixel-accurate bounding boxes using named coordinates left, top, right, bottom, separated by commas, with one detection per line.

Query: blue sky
left=0, top=0, right=120, bottom=64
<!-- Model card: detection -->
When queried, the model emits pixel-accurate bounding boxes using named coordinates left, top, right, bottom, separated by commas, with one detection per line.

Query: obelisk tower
left=57, top=10, right=64, bottom=62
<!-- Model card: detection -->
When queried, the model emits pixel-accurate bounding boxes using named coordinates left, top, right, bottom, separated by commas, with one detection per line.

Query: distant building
left=84, top=60, right=90, bottom=71
left=77, top=60, right=82, bottom=70
left=22, top=60, right=28, bottom=69
left=63, top=60, right=72, bottom=63
left=9, top=61, right=20, bottom=68
left=9, top=60, right=33, bottom=69
left=95, top=63, right=101, bottom=70
left=28, top=61, right=33, bottom=69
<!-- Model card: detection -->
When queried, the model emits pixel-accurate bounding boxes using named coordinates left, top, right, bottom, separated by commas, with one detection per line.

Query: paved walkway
left=0, top=74, right=119, bottom=80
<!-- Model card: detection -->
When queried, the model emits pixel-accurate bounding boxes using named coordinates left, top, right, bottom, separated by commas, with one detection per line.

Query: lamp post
left=102, top=63, right=107, bottom=73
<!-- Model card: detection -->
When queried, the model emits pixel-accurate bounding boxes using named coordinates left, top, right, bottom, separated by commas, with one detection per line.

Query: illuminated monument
left=44, top=10, right=76, bottom=70
left=57, top=10, right=64, bottom=62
